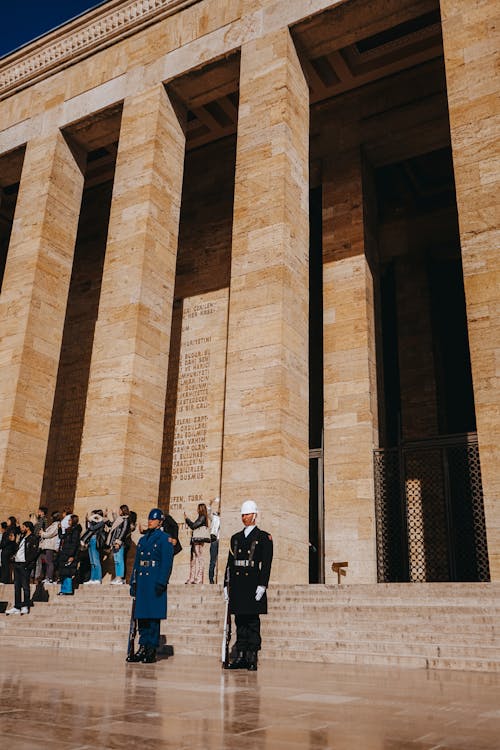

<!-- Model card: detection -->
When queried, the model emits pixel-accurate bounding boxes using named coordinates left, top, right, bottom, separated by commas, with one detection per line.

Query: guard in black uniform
left=224, top=500, right=273, bottom=671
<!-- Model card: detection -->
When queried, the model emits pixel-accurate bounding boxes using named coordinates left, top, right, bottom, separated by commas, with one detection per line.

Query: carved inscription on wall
left=169, top=289, right=228, bottom=582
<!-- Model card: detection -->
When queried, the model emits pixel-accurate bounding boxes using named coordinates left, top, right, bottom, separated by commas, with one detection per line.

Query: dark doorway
left=309, top=185, right=324, bottom=583
left=374, top=147, right=488, bottom=582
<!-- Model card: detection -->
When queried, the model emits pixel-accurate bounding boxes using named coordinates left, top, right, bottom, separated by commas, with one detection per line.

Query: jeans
left=42, top=549, right=56, bottom=581
left=88, top=535, right=102, bottom=581
left=113, top=545, right=125, bottom=578
left=60, top=576, right=73, bottom=594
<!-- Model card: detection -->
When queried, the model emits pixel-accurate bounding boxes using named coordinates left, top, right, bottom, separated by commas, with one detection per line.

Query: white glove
left=255, top=585, right=266, bottom=601
left=223, top=587, right=229, bottom=602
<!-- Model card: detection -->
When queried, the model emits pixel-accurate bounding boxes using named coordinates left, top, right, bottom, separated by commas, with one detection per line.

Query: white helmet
left=240, top=500, right=258, bottom=515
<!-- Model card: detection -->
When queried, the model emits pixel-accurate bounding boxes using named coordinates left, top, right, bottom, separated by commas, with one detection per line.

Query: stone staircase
left=1, top=582, right=499, bottom=672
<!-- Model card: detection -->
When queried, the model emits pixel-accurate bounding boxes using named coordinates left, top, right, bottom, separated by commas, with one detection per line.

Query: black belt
left=139, top=560, right=156, bottom=567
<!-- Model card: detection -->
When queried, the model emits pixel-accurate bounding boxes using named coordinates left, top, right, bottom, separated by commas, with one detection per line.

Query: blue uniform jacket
left=130, top=528, right=173, bottom=619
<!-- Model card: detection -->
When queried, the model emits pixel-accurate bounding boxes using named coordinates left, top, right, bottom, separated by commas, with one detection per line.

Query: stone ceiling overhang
left=0, top=0, right=202, bottom=101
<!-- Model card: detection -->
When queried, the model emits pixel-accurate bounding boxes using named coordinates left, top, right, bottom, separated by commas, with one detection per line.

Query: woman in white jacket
left=39, top=511, right=61, bottom=584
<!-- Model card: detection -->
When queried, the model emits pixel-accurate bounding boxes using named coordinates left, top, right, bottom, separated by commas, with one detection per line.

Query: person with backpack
left=106, top=505, right=131, bottom=585
left=81, top=509, right=107, bottom=585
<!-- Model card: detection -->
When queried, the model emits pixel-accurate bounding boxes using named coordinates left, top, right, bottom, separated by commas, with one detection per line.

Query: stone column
left=0, top=132, right=85, bottom=520
left=220, top=29, right=310, bottom=583
left=440, top=0, right=500, bottom=579
left=74, top=85, right=185, bottom=521
left=323, top=149, right=378, bottom=584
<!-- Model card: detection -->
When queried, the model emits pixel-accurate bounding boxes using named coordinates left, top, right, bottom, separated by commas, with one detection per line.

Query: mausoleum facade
left=0, top=0, right=498, bottom=584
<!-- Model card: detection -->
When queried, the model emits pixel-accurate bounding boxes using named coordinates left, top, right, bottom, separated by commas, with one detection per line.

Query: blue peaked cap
left=148, top=508, right=164, bottom=521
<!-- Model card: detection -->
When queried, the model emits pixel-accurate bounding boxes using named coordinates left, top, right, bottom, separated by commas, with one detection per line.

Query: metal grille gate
left=374, top=434, right=490, bottom=583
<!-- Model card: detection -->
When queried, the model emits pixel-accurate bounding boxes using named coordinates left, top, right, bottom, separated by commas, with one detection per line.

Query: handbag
left=32, top=580, right=49, bottom=603
left=191, top=526, right=211, bottom=543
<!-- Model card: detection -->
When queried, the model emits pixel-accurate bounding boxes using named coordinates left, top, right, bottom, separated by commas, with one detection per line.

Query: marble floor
left=1, top=647, right=499, bottom=750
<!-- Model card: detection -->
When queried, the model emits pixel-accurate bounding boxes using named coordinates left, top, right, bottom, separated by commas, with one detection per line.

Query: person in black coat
left=58, top=515, right=81, bottom=595
left=0, top=525, right=17, bottom=584
left=6, top=521, right=40, bottom=615
left=224, top=500, right=273, bottom=671
left=162, top=513, right=182, bottom=556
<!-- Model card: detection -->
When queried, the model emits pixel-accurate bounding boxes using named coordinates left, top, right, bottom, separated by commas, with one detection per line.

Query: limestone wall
left=0, top=0, right=497, bottom=583
left=440, top=0, right=500, bottom=580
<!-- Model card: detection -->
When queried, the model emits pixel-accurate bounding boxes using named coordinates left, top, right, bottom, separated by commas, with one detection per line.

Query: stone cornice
left=0, top=0, right=202, bottom=101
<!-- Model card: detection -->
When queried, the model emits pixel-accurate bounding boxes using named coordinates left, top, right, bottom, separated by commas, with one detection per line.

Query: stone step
left=262, top=633, right=500, bottom=658
left=4, top=582, right=499, bottom=601
left=4, top=616, right=499, bottom=653
left=13, top=594, right=500, bottom=614
left=5, top=614, right=499, bottom=638
left=30, top=621, right=500, bottom=652
left=2, top=583, right=499, bottom=672
left=3, top=629, right=498, bottom=675
left=262, top=647, right=500, bottom=673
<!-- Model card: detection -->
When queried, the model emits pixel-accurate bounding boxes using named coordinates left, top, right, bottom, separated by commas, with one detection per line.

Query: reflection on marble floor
left=0, top=647, right=499, bottom=749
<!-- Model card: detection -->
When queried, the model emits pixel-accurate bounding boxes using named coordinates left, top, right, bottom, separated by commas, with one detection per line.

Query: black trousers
left=14, top=563, right=31, bottom=609
left=209, top=539, right=219, bottom=583
left=234, top=614, right=261, bottom=652
left=138, top=619, right=160, bottom=649
left=0, top=553, right=12, bottom=583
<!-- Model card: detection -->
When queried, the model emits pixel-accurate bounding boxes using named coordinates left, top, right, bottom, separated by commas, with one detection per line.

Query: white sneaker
left=110, top=578, right=125, bottom=585
left=5, top=607, right=21, bottom=615
left=20, top=606, right=29, bottom=615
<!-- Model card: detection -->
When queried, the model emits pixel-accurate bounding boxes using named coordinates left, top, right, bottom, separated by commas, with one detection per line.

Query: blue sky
left=0, top=1, right=109, bottom=58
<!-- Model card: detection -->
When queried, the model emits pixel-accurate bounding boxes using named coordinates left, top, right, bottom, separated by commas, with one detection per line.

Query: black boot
left=142, top=647, right=157, bottom=664
left=126, top=646, right=146, bottom=663
left=227, top=651, right=248, bottom=670
left=246, top=651, right=258, bottom=671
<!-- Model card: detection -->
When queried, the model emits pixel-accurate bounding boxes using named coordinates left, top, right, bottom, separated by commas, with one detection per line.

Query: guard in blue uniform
left=224, top=500, right=273, bottom=671
left=128, top=508, right=174, bottom=663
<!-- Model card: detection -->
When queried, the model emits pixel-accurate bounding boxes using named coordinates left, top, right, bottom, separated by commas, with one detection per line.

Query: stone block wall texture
left=440, top=0, right=500, bottom=580
left=158, top=136, right=235, bottom=516
left=74, top=84, right=185, bottom=520
left=322, top=149, right=378, bottom=584
left=174, top=137, right=235, bottom=301
left=41, top=182, right=113, bottom=512
left=0, top=132, right=85, bottom=521
left=167, top=288, right=229, bottom=583
left=396, top=256, right=439, bottom=441
left=220, top=28, right=310, bottom=583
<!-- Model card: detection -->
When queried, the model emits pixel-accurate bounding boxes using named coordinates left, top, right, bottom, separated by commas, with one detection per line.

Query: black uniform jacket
left=225, top=527, right=273, bottom=616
